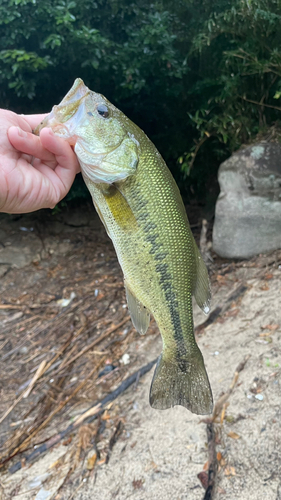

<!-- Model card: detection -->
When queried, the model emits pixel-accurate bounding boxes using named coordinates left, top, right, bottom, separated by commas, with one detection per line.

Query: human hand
left=0, top=109, right=80, bottom=214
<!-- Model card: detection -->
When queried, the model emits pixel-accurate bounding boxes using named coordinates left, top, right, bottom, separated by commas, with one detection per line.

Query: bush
left=1, top=0, right=281, bottom=202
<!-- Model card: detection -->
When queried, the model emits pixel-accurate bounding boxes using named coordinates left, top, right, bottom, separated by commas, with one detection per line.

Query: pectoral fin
left=92, top=198, right=110, bottom=237
left=192, top=238, right=211, bottom=315
left=125, top=282, right=150, bottom=335
left=101, top=184, right=138, bottom=231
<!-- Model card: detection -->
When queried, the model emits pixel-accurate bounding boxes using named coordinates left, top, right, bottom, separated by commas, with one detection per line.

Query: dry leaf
left=259, top=284, right=269, bottom=291
left=203, top=460, right=209, bottom=471
left=216, top=275, right=228, bottom=287
left=261, top=323, right=279, bottom=331
left=225, top=308, right=239, bottom=318
left=87, top=450, right=97, bottom=470
left=132, top=479, right=144, bottom=490
left=197, top=471, right=208, bottom=489
left=79, top=425, right=95, bottom=450
left=224, top=466, right=236, bottom=476
left=97, top=458, right=106, bottom=465
left=220, top=403, right=227, bottom=424
left=227, top=431, right=240, bottom=440
left=259, top=332, right=273, bottom=338
left=250, top=385, right=262, bottom=394
left=217, top=452, right=222, bottom=461
left=102, top=410, right=111, bottom=420
left=62, top=436, right=73, bottom=446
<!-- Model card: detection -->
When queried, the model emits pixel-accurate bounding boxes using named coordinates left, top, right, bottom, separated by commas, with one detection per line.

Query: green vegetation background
left=1, top=0, right=281, bottom=205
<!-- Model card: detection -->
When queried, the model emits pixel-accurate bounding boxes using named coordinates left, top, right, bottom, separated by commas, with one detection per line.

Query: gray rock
left=213, top=142, right=281, bottom=258
left=0, top=265, right=10, bottom=277
left=0, top=233, right=42, bottom=268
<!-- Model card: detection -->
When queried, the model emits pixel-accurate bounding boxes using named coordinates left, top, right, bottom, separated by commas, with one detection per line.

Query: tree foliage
left=1, top=0, right=281, bottom=202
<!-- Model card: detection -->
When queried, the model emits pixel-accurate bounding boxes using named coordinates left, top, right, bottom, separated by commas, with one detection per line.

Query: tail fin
left=149, top=347, right=213, bottom=415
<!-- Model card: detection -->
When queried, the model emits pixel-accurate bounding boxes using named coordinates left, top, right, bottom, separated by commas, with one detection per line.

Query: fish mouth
left=34, top=78, right=90, bottom=137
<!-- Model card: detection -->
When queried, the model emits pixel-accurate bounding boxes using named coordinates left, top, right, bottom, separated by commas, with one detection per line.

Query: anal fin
left=125, top=282, right=150, bottom=335
left=192, top=237, right=211, bottom=315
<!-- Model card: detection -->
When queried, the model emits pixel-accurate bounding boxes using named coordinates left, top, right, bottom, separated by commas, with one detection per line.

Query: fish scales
left=35, top=78, right=213, bottom=415
left=91, top=144, right=194, bottom=354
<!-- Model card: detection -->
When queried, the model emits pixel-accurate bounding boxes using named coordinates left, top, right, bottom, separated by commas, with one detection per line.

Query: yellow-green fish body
left=36, top=79, right=213, bottom=414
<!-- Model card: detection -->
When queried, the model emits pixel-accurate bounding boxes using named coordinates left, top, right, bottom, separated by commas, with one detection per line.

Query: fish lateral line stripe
left=145, top=230, right=186, bottom=358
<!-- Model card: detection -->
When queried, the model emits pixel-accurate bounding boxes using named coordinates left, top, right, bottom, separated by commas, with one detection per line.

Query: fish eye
left=97, top=104, right=109, bottom=118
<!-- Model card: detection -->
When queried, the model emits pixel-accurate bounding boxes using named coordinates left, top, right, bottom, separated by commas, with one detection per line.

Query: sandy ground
left=73, top=269, right=281, bottom=500
left=0, top=209, right=280, bottom=500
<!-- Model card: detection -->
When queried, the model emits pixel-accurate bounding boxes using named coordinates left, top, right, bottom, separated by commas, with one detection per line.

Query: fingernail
left=17, top=127, right=27, bottom=138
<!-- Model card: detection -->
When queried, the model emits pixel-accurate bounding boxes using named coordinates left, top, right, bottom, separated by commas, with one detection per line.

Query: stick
left=0, top=304, right=24, bottom=309
left=0, top=332, right=75, bottom=425
left=203, top=423, right=217, bottom=500
left=212, top=354, right=250, bottom=421
left=54, top=316, right=130, bottom=373
left=238, top=95, right=281, bottom=112
left=2, top=357, right=106, bottom=471
left=22, top=360, right=47, bottom=398
left=1, top=317, right=128, bottom=427
left=106, top=420, right=124, bottom=464
left=8, top=358, right=157, bottom=473
left=200, top=354, right=250, bottom=499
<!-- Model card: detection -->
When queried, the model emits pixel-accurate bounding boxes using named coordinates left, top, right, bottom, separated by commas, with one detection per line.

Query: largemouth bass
left=35, top=78, right=213, bottom=414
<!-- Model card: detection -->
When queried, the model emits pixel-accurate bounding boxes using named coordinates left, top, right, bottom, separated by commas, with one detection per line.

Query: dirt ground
left=0, top=205, right=280, bottom=500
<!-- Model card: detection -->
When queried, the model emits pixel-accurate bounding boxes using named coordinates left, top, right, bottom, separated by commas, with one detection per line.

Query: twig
left=0, top=339, right=9, bottom=352
left=0, top=360, right=49, bottom=427
left=238, top=95, right=281, bottom=112
left=0, top=305, right=24, bottom=310
left=203, top=423, right=217, bottom=500
left=8, top=358, right=157, bottom=473
left=22, top=360, right=47, bottom=398
left=212, top=354, right=250, bottom=422
left=1, top=357, right=106, bottom=469
left=106, top=420, right=124, bottom=464
left=0, top=394, right=25, bottom=427
left=0, top=331, right=77, bottom=425
left=16, top=328, right=84, bottom=393
left=189, top=135, right=211, bottom=171
left=68, top=480, right=84, bottom=500
left=200, top=354, right=250, bottom=499
left=276, top=480, right=281, bottom=500
left=54, top=316, right=130, bottom=373
left=1, top=323, right=99, bottom=425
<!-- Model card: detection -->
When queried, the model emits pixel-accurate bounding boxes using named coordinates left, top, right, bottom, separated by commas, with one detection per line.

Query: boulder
left=213, top=142, right=281, bottom=258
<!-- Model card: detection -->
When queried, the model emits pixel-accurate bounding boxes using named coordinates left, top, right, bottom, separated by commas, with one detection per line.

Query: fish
left=35, top=78, right=213, bottom=414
